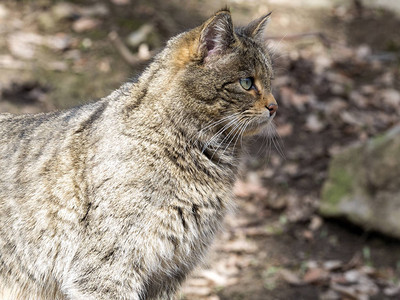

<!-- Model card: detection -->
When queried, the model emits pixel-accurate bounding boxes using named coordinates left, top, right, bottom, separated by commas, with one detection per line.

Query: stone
left=320, top=125, right=400, bottom=239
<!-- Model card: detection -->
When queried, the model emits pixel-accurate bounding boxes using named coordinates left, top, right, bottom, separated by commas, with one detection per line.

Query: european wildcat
left=0, top=9, right=277, bottom=300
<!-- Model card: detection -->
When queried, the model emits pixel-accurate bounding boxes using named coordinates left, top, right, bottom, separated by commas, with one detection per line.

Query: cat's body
left=0, top=10, right=277, bottom=300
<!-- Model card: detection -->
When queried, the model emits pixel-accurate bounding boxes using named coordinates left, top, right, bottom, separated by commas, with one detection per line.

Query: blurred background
left=0, top=0, right=399, bottom=299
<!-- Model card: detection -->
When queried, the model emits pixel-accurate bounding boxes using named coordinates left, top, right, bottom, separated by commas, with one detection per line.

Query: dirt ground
left=1, top=0, right=400, bottom=299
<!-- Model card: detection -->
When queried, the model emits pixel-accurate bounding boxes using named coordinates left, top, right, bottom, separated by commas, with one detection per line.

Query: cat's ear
left=198, top=9, right=235, bottom=60
left=244, top=12, right=271, bottom=41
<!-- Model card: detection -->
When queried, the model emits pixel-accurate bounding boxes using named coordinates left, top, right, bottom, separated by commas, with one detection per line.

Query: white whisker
left=200, top=113, right=240, bottom=133
left=201, top=116, right=239, bottom=153
left=220, top=117, right=248, bottom=158
left=212, top=115, right=245, bottom=160
left=269, top=123, right=286, bottom=159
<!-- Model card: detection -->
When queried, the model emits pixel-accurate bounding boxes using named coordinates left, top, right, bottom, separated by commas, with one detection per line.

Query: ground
left=0, top=0, right=400, bottom=299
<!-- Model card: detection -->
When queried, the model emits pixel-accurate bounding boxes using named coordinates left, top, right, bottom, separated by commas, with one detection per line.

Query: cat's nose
left=267, top=103, right=278, bottom=115
left=265, top=93, right=278, bottom=115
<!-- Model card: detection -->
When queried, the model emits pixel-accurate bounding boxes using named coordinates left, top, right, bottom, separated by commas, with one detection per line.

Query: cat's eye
left=239, top=77, right=254, bottom=91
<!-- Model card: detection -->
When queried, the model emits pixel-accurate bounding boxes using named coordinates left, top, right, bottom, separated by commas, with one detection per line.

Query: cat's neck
left=118, top=81, right=241, bottom=172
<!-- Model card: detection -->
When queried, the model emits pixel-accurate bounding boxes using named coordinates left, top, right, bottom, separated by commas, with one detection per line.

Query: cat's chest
left=153, top=195, right=228, bottom=275
left=159, top=147, right=234, bottom=239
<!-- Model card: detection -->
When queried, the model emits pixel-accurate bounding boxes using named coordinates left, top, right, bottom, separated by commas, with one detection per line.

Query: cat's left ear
left=198, top=9, right=235, bottom=60
left=244, top=12, right=271, bottom=41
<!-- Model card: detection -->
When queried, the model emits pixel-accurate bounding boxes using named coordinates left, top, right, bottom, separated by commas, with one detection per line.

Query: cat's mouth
left=242, top=112, right=275, bottom=136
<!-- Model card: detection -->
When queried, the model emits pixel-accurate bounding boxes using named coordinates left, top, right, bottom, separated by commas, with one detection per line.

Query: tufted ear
left=198, top=9, right=235, bottom=60
left=244, top=12, right=271, bottom=41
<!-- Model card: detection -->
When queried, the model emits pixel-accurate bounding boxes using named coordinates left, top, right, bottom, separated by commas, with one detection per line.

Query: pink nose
left=267, top=103, right=278, bottom=115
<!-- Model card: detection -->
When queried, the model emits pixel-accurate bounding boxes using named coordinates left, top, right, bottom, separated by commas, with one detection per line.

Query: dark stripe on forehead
left=235, top=33, right=272, bottom=72
left=257, top=47, right=272, bottom=73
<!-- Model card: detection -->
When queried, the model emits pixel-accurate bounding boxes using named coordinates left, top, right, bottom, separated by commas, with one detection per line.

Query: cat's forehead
left=234, top=33, right=273, bottom=76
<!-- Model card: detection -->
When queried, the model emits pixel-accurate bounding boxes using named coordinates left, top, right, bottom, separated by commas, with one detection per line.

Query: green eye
left=239, top=77, right=254, bottom=90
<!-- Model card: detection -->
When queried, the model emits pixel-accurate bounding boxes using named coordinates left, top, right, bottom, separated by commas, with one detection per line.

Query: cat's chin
left=243, top=114, right=275, bottom=136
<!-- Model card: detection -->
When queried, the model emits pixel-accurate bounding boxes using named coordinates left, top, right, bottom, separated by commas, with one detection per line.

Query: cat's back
left=0, top=81, right=134, bottom=150
left=0, top=91, right=120, bottom=299
left=0, top=101, right=103, bottom=145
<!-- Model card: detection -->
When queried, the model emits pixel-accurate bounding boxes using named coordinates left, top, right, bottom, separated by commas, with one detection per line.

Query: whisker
left=230, top=118, right=247, bottom=158
left=201, top=116, right=239, bottom=153
left=212, top=116, right=245, bottom=160
left=256, top=123, right=278, bottom=165
left=272, top=66, right=288, bottom=71
left=200, top=113, right=240, bottom=133
left=221, top=117, right=249, bottom=158
left=255, top=128, right=268, bottom=157
left=239, top=120, right=249, bottom=152
left=266, top=125, right=274, bottom=164
left=275, top=33, right=288, bottom=49
left=269, top=123, right=286, bottom=159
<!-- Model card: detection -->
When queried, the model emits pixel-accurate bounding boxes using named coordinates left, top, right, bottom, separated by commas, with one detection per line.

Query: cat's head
left=155, top=9, right=277, bottom=138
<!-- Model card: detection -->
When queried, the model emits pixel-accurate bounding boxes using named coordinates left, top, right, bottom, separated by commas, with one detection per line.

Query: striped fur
left=0, top=9, right=276, bottom=299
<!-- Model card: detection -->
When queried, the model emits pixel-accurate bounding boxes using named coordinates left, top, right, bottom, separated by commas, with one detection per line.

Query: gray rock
left=320, top=125, right=400, bottom=239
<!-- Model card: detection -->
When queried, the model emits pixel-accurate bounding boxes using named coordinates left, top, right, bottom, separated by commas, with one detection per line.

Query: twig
left=108, top=31, right=156, bottom=67
left=266, top=32, right=332, bottom=47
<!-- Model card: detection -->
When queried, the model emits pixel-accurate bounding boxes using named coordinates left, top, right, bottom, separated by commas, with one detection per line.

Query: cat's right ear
left=243, top=12, right=271, bottom=42
left=198, top=9, right=235, bottom=61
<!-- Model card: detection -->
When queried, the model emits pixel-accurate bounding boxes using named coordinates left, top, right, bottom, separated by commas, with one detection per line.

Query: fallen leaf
left=276, top=122, right=293, bottom=137
left=217, top=239, right=257, bottom=254
left=7, top=32, right=43, bottom=59
left=331, top=284, right=360, bottom=299
left=309, top=215, right=323, bottom=231
left=344, top=269, right=362, bottom=283
left=279, top=269, right=303, bottom=285
left=80, top=4, right=109, bottom=17
left=324, top=98, right=348, bottom=116
left=111, top=0, right=131, bottom=4
left=381, top=89, right=400, bottom=107
left=0, top=4, right=7, bottom=18
left=306, top=260, right=318, bottom=269
left=303, top=267, right=329, bottom=283
left=72, top=18, right=100, bottom=33
left=302, top=230, right=314, bottom=241
left=181, top=285, right=211, bottom=296
left=305, top=114, right=324, bottom=132
left=198, top=270, right=226, bottom=286
left=186, top=277, right=210, bottom=287
left=383, top=284, right=400, bottom=297
left=349, top=90, right=367, bottom=108
left=126, top=24, right=154, bottom=48
left=323, top=260, right=343, bottom=271
left=319, top=289, right=340, bottom=300
left=233, top=180, right=250, bottom=198
left=51, top=2, right=77, bottom=20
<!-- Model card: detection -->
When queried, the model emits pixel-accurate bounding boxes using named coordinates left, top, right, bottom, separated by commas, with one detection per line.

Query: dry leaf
left=323, top=260, right=343, bottom=271
left=309, top=215, right=323, bottom=231
left=72, top=18, right=100, bottom=33
left=305, top=114, right=324, bottom=132
left=279, top=269, right=303, bottom=285
left=303, top=268, right=329, bottom=283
